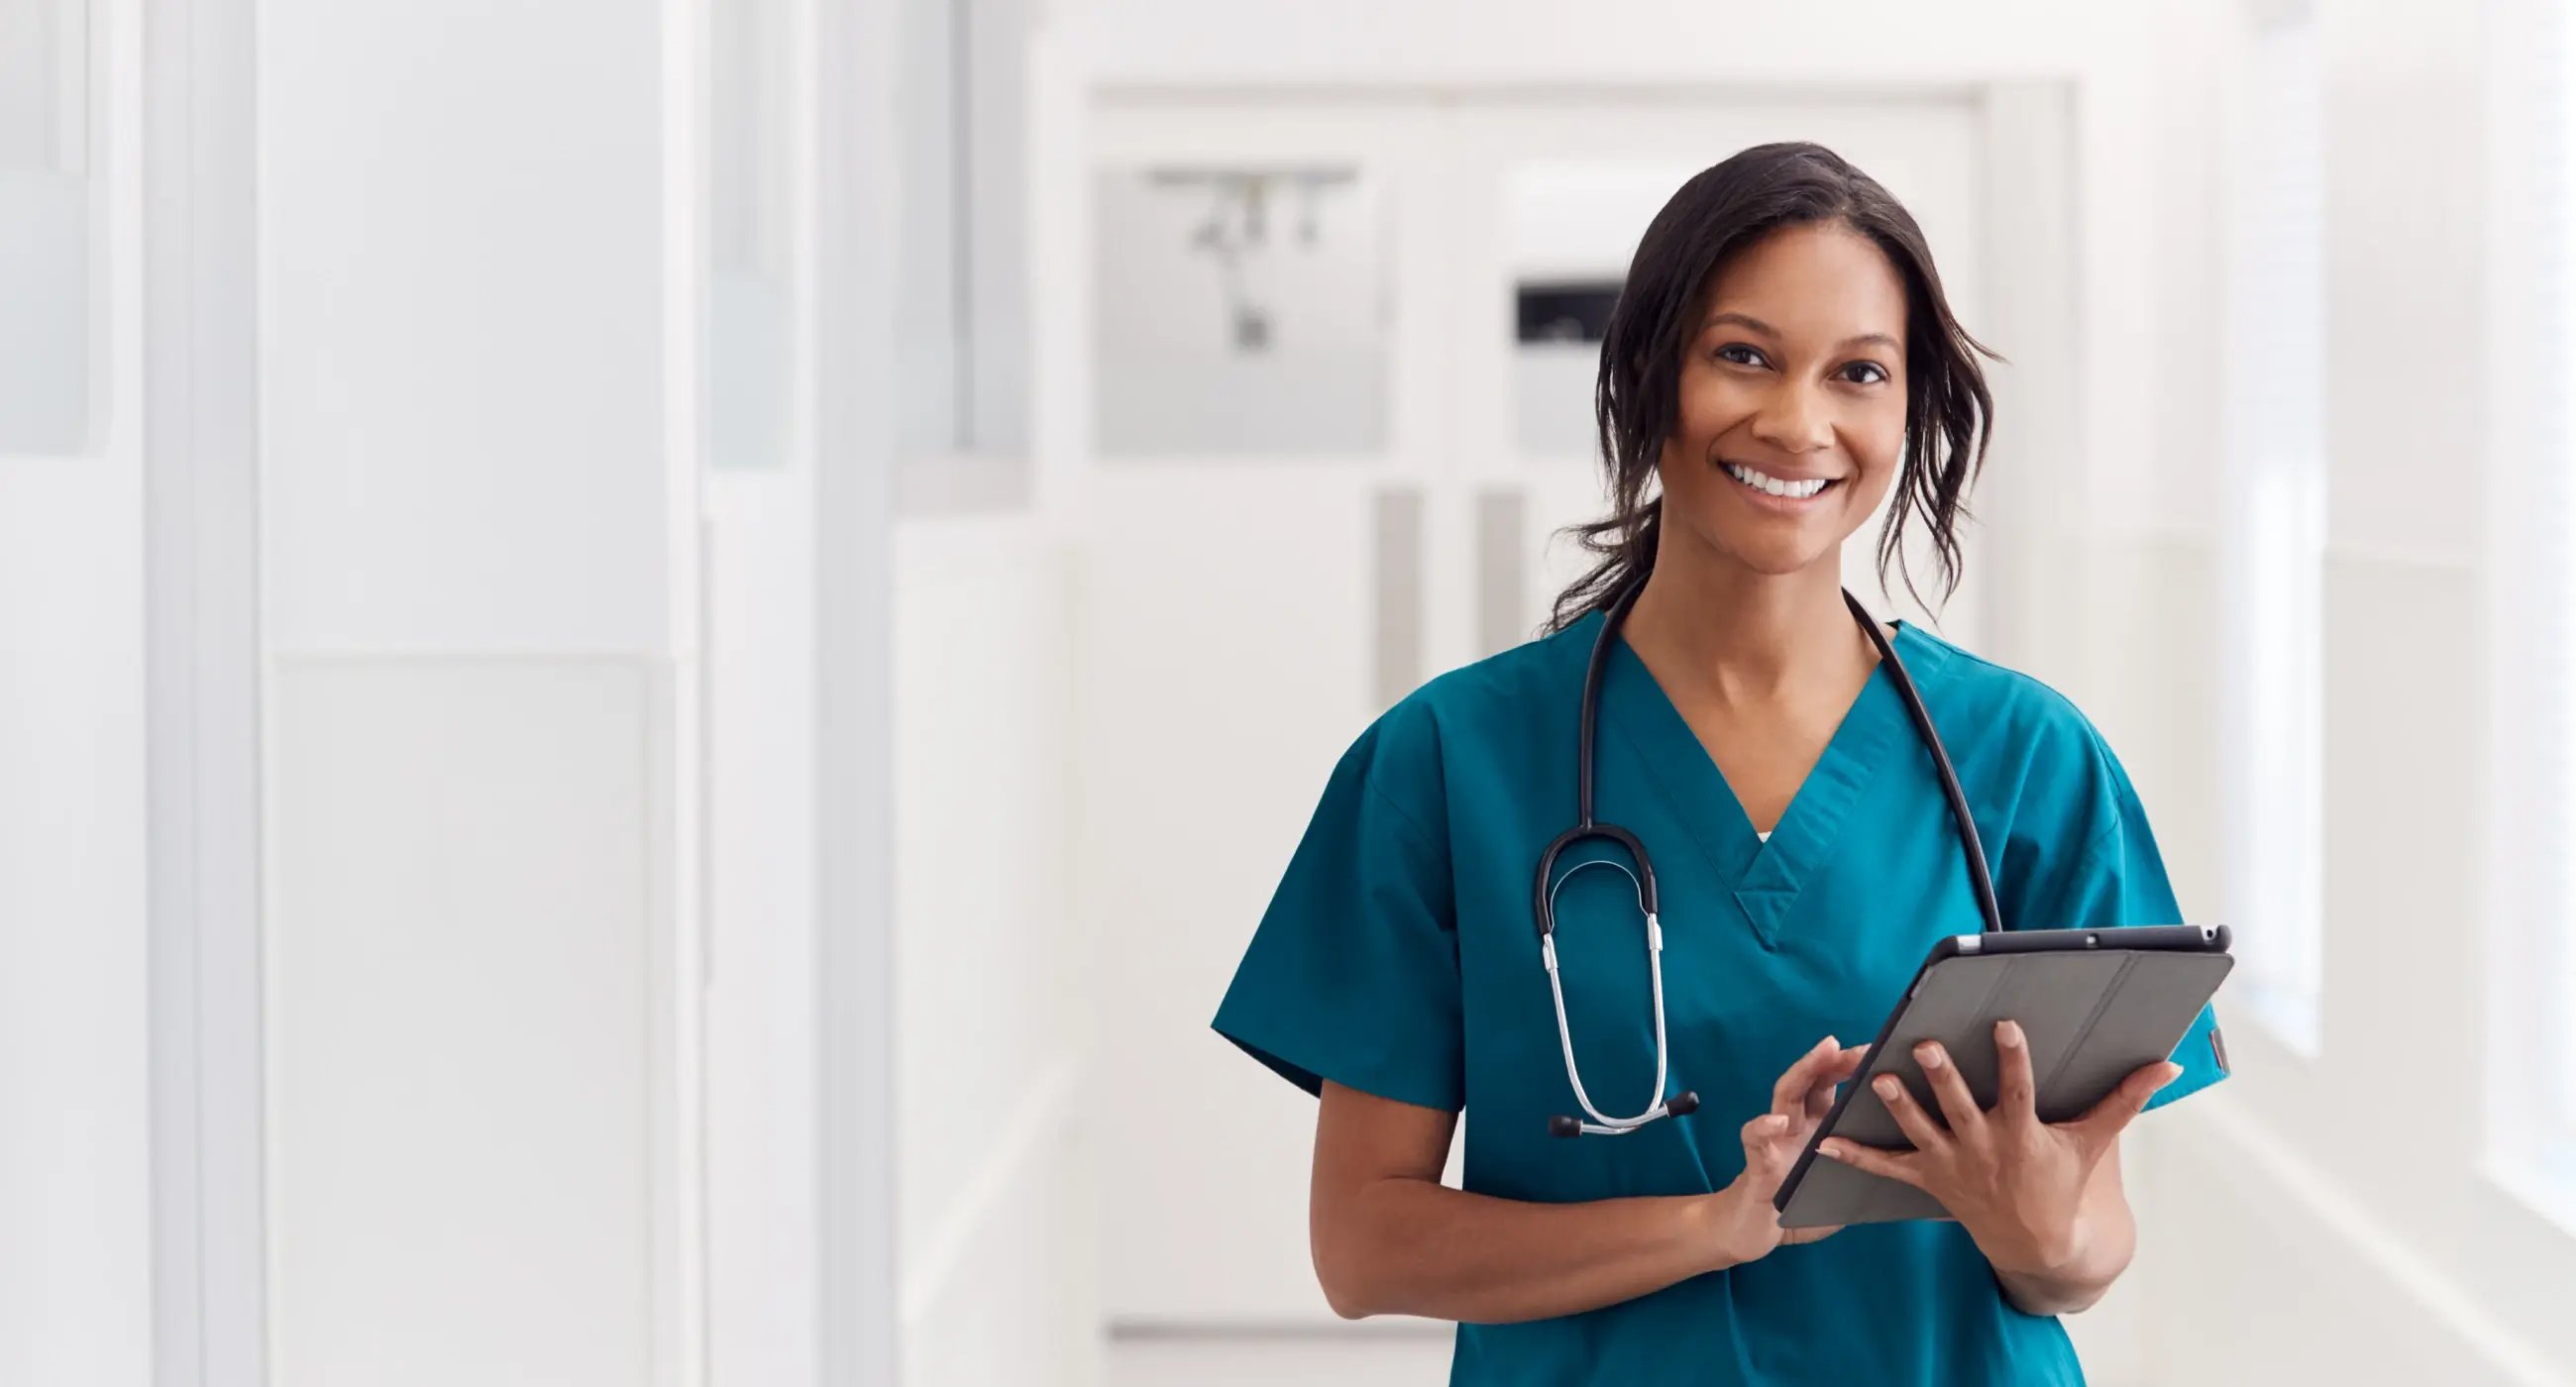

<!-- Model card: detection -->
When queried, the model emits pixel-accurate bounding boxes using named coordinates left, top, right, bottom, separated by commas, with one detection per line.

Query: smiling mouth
left=1721, top=461, right=1842, bottom=500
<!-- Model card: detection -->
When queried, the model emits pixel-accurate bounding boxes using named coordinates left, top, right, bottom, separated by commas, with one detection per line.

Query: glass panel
left=2217, top=0, right=2326, bottom=1051
left=0, top=0, right=90, bottom=456
left=1092, top=165, right=1388, bottom=459
left=0, top=0, right=81, bottom=174
left=2544, top=0, right=2576, bottom=1138
left=706, top=0, right=791, bottom=471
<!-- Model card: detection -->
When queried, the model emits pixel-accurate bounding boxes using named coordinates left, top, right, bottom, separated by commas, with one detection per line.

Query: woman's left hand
left=1814, top=1019, right=2180, bottom=1280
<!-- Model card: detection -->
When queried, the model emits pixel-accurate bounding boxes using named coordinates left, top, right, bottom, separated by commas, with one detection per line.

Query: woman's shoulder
left=1897, top=623, right=2127, bottom=782
left=1339, top=616, right=1595, bottom=794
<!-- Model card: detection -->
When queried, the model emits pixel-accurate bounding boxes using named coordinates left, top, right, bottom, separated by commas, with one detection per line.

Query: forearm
left=1316, top=1175, right=1751, bottom=1325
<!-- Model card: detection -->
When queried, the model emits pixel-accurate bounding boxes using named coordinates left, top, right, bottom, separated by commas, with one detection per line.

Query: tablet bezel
left=1771, top=923, right=2232, bottom=1223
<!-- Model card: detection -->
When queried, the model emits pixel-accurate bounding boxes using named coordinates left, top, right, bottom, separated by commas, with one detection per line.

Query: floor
left=1108, top=1329, right=1453, bottom=1387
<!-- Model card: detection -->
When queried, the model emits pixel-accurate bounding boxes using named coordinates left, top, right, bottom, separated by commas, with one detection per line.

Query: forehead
left=1699, top=221, right=1908, bottom=344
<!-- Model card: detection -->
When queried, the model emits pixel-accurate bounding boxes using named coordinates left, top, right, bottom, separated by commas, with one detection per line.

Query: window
left=2491, top=0, right=2576, bottom=1206
left=707, top=0, right=792, bottom=473
left=2215, top=0, right=2326, bottom=1051
left=2547, top=0, right=2576, bottom=1172
left=0, top=0, right=93, bottom=455
left=895, top=0, right=1031, bottom=463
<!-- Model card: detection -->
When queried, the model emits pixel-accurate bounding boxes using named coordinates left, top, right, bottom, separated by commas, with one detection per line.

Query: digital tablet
left=1772, top=924, right=2234, bottom=1229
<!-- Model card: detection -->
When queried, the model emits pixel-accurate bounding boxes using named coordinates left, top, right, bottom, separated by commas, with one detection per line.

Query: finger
left=1992, top=1019, right=2037, bottom=1125
left=1739, top=1112, right=1794, bottom=1174
left=1804, top=1048, right=1862, bottom=1115
left=1804, top=1077, right=1835, bottom=1120
left=1911, top=1040, right=1986, bottom=1139
left=1817, top=1137, right=1926, bottom=1188
left=1871, top=1071, right=1948, bottom=1153
left=1781, top=1223, right=1844, bottom=1245
left=1804, top=1044, right=1870, bottom=1117
left=1771, top=1035, right=1840, bottom=1118
left=2069, top=1060, right=2183, bottom=1149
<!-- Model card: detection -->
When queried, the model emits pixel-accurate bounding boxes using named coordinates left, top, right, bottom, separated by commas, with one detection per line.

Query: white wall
left=255, top=0, right=697, bottom=1380
left=702, top=470, right=824, bottom=1387
left=890, top=515, right=1098, bottom=1387
left=0, top=0, right=151, bottom=1379
left=2109, top=0, right=2576, bottom=1381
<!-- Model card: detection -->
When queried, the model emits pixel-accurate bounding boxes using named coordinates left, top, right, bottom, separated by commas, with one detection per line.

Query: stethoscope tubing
left=1536, top=578, right=2000, bottom=1137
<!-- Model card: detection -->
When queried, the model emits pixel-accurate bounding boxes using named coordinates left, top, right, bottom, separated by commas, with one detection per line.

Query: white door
left=1079, top=92, right=1994, bottom=1372
left=1083, top=98, right=1455, bottom=1325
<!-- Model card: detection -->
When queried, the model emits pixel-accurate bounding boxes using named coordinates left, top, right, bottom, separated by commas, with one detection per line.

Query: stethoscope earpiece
left=1534, top=581, right=1998, bottom=1140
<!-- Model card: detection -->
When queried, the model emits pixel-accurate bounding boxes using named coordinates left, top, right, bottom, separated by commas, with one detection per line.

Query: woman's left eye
left=1839, top=362, right=1890, bottom=385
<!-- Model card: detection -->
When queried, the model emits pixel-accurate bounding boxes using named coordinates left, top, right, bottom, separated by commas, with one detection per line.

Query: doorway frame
left=143, top=0, right=269, bottom=1381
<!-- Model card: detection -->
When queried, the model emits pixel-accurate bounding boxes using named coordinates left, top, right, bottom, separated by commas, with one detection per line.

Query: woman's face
left=1655, top=221, right=1910, bottom=582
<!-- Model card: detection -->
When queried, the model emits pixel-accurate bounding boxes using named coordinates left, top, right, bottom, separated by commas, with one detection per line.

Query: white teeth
left=1725, top=463, right=1829, bottom=500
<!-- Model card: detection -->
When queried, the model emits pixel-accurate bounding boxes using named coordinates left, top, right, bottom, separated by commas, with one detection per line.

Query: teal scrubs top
left=1213, top=611, right=2228, bottom=1386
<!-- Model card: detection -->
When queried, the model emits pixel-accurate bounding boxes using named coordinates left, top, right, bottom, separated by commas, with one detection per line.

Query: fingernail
left=1765, top=1113, right=1790, bottom=1132
left=1997, top=1019, right=2024, bottom=1047
left=2161, top=1062, right=2184, bottom=1085
left=1874, top=1076, right=1899, bottom=1099
left=1819, top=1140, right=1847, bottom=1160
left=1915, top=1042, right=1945, bottom=1070
left=1818, top=1034, right=1839, bottom=1052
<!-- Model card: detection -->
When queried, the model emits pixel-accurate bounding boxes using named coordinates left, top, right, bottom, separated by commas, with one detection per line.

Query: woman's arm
left=1989, top=1143, right=2136, bottom=1316
left=1309, top=1037, right=1865, bottom=1325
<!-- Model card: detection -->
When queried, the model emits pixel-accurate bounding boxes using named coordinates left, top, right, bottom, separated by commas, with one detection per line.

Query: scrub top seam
left=1360, top=767, right=1444, bottom=862
left=2074, top=806, right=2125, bottom=874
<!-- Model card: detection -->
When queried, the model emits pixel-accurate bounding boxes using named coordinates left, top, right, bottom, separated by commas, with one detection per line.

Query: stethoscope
left=1534, top=579, right=2003, bottom=1137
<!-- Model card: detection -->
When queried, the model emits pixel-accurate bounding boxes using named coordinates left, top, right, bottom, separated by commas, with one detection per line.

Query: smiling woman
left=1556, top=146, right=1995, bottom=633
left=1211, top=141, right=2226, bottom=1387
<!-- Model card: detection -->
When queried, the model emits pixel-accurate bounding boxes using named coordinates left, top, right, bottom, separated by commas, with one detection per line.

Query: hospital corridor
left=8, top=0, right=2576, bottom=1384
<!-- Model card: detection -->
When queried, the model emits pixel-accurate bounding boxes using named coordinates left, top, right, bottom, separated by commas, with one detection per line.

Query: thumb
left=2072, top=1060, right=2181, bottom=1149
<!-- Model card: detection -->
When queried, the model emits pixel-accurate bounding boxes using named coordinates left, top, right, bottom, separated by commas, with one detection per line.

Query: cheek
left=1672, top=365, right=1752, bottom=445
left=1847, top=405, right=1908, bottom=481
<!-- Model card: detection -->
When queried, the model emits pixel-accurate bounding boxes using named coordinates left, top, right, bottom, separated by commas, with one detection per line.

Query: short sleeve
left=2002, top=738, right=2230, bottom=1113
left=1212, top=720, right=1464, bottom=1113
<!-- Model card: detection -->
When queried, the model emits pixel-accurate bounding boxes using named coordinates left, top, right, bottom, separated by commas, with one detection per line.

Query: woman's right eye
left=1714, top=344, right=1769, bottom=369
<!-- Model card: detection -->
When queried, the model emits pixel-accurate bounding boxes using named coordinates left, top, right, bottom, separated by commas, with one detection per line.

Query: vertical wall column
left=256, top=1, right=697, bottom=1381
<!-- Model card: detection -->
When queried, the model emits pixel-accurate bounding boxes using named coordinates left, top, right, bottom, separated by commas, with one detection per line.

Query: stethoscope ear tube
left=1842, top=588, right=2002, bottom=937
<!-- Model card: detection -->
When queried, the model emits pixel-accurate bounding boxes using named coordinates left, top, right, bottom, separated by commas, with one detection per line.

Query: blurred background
left=7, top=0, right=2576, bottom=1383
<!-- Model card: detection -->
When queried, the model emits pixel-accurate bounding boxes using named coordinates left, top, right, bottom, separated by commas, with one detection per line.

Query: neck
left=1621, top=551, right=1870, bottom=704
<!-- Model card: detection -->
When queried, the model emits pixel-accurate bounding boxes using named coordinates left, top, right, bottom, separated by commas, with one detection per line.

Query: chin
left=1737, top=551, right=1835, bottom=580
left=1698, top=526, right=1837, bottom=580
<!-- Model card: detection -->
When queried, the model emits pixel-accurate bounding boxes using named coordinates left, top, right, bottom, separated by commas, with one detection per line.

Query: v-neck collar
left=1586, top=613, right=1954, bottom=950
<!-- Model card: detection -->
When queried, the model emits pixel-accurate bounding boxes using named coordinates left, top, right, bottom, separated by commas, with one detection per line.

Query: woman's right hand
left=1705, top=1034, right=1870, bottom=1265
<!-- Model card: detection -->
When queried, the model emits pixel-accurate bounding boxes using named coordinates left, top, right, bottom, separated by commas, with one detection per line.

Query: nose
left=1749, top=377, right=1836, bottom=456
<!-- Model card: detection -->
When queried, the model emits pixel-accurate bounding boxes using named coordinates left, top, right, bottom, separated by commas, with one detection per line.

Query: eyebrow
left=1702, top=311, right=1900, bottom=355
